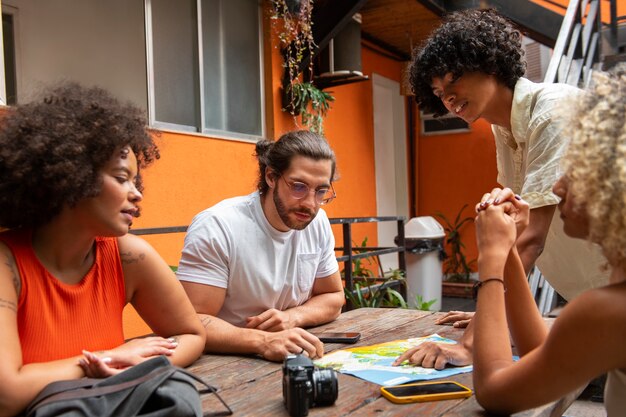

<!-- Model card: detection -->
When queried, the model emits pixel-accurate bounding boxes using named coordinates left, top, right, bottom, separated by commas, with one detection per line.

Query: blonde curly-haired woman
left=471, top=66, right=626, bottom=415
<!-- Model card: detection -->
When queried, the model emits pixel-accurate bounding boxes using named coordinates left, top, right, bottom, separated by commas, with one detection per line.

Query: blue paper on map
left=314, top=333, right=473, bottom=386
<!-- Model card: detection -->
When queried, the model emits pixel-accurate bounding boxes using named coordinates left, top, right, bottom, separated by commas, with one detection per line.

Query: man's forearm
left=287, top=291, right=344, bottom=328
left=516, top=241, right=543, bottom=275
left=515, top=205, right=556, bottom=274
left=199, top=313, right=266, bottom=355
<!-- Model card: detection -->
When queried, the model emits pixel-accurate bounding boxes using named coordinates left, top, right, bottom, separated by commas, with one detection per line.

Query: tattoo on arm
left=0, top=298, right=17, bottom=313
left=201, top=316, right=212, bottom=328
left=4, top=255, right=21, bottom=297
left=120, top=251, right=146, bottom=265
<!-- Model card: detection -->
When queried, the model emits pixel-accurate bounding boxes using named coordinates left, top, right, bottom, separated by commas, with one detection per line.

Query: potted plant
left=435, top=204, right=477, bottom=298
left=342, top=237, right=408, bottom=309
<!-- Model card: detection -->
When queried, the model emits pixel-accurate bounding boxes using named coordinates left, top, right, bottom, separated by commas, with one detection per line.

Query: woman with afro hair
left=0, top=83, right=204, bottom=416
left=395, top=8, right=607, bottom=370
left=469, top=65, right=626, bottom=416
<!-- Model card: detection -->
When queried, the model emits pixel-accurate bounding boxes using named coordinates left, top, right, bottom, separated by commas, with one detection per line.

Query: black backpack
left=25, top=356, right=232, bottom=417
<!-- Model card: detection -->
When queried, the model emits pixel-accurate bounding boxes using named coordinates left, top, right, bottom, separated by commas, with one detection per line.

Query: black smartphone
left=381, top=381, right=472, bottom=403
left=313, top=332, right=361, bottom=343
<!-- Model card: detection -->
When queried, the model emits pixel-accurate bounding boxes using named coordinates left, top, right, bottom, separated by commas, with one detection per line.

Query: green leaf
left=284, top=81, right=334, bottom=134
left=385, top=289, right=408, bottom=308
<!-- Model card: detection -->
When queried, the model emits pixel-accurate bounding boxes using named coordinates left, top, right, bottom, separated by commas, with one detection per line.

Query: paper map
left=314, top=333, right=473, bottom=386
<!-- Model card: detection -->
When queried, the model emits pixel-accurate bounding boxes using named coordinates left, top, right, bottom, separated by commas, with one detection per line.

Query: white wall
left=372, top=73, right=409, bottom=272
left=3, top=0, right=147, bottom=108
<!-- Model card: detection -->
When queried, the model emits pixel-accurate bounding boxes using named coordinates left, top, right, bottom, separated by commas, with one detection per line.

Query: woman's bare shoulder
left=551, top=282, right=626, bottom=351
left=116, top=234, right=173, bottom=291
left=568, top=282, right=626, bottom=317
left=115, top=234, right=161, bottom=266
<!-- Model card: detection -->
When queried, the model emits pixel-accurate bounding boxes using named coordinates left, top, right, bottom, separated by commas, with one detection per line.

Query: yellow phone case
left=380, top=380, right=472, bottom=404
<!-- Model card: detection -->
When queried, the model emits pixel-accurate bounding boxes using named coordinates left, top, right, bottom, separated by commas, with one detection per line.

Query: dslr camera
left=282, top=354, right=338, bottom=417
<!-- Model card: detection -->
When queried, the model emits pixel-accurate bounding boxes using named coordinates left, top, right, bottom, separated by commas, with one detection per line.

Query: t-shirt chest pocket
left=296, top=253, right=320, bottom=292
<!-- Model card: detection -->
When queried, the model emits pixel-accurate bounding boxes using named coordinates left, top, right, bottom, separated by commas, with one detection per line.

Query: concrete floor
left=439, top=296, right=606, bottom=417
left=441, top=295, right=476, bottom=312
left=563, top=400, right=605, bottom=416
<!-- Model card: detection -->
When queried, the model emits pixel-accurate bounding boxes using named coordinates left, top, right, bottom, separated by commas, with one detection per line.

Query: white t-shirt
left=492, top=78, right=608, bottom=301
left=176, top=191, right=339, bottom=327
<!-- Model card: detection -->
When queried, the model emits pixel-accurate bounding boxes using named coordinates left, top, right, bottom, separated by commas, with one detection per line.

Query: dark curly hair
left=255, top=130, right=336, bottom=194
left=0, top=82, right=160, bottom=229
left=410, top=9, right=526, bottom=116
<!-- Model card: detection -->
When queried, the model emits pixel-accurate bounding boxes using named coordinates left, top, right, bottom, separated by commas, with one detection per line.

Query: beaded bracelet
left=472, top=278, right=506, bottom=301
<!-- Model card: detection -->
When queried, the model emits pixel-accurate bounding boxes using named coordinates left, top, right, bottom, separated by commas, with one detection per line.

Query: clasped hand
left=246, top=308, right=295, bottom=332
left=475, top=187, right=530, bottom=255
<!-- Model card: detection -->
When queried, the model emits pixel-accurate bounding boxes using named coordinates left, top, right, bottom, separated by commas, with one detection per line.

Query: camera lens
left=311, top=368, right=338, bottom=406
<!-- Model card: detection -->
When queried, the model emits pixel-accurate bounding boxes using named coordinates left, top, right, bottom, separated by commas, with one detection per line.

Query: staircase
left=417, top=0, right=626, bottom=87
left=544, top=0, right=602, bottom=86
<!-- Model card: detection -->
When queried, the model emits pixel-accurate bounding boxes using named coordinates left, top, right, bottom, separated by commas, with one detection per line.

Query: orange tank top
left=0, top=229, right=126, bottom=364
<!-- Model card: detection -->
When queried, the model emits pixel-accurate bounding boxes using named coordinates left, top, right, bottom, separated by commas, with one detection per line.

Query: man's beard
left=273, top=187, right=316, bottom=230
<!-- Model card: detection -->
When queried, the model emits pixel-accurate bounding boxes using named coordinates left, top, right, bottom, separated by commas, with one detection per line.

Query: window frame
left=420, top=111, right=471, bottom=136
left=0, top=3, right=21, bottom=107
left=144, top=0, right=266, bottom=143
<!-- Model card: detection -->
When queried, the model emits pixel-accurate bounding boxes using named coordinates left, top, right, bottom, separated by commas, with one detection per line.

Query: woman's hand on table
left=79, top=336, right=178, bottom=377
left=392, top=342, right=472, bottom=370
left=435, top=311, right=475, bottom=328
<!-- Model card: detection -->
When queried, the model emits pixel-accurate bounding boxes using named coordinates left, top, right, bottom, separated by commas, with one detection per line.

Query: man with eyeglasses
left=177, top=130, right=344, bottom=362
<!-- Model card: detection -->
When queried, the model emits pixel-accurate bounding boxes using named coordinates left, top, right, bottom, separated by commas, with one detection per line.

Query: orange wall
left=124, top=16, right=405, bottom=337
left=416, top=119, right=499, bottom=268
left=133, top=133, right=259, bottom=264
left=324, top=42, right=406, bottom=248
left=124, top=133, right=260, bottom=336
left=126, top=1, right=597, bottom=334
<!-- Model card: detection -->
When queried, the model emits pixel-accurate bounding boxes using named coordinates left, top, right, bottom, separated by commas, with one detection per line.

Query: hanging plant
left=270, top=0, right=334, bottom=133
left=286, top=81, right=334, bottom=134
left=270, top=0, right=315, bottom=88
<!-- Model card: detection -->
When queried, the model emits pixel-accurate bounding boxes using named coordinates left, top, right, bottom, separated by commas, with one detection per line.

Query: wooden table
left=190, top=308, right=579, bottom=416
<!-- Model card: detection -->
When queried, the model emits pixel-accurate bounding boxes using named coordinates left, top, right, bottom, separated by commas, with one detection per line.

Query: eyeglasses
left=280, top=176, right=336, bottom=205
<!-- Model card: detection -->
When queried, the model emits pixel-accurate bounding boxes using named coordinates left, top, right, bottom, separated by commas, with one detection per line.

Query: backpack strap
left=26, top=356, right=174, bottom=413
left=170, top=368, right=233, bottom=416
left=26, top=356, right=233, bottom=417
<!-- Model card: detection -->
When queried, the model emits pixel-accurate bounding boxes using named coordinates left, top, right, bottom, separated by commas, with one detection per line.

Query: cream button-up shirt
left=492, top=78, right=607, bottom=301
left=492, top=77, right=580, bottom=208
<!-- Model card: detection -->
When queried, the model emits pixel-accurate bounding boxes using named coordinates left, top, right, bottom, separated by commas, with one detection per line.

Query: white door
left=372, top=73, right=409, bottom=274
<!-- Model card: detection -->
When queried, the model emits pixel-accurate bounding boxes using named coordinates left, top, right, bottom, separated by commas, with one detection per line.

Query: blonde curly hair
left=561, top=65, right=626, bottom=268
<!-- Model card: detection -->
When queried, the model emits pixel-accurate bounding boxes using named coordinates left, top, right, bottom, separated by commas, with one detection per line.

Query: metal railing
left=130, top=216, right=408, bottom=311
left=330, top=216, right=407, bottom=310
left=130, top=226, right=188, bottom=236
